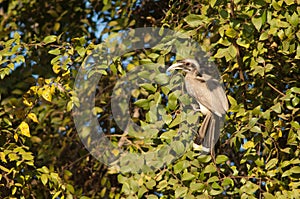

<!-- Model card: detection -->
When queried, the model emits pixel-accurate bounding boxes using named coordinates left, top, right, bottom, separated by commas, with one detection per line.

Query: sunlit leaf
left=184, top=14, right=203, bottom=27
left=19, top=121, right=30, bottom=137
left=43, top=35, right=57, bottom=44
left=243, top=140, right=254, bottom=149
left=27, top=113, right=39, bottom=123
left=42, top=89, right=52, bottom=102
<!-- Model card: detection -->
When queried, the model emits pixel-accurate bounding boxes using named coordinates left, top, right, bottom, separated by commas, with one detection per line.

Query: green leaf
left=219, top=10, right=229, bottom=18
left=175, top=187, right=188, bottom=198
left=77, top=47, right=86, bottom=57
left=190, top=182, right=205, bottom=192
left=225, top=28, right=237, bottom=38
left=263, top=193, right=276, bottom=199
left=41, top=174, right=48, bottom=185
left=134, top=99, right=150, bottom=110
left=174, top=160, right=190, bottom=174
left=43, top=35, right=57, bottom=44
left=209, top=0, right=217, bottom=7
left=145, top=179, right=156, bottom=189
left=259, top=32, right=269, bottom=40
left=236, top=38, right=250, bottom=48
left=265, top=158, right=278, bottom=170
left=250, top=126, right=262, bottom=133
left=162, top=114, right=172, bottom=125
left=222, top=177, right=234, bottom=187
left=292, top=97, right=299, bottom=107
left=227, top=95, right=237, bottom=106
left=138, top=185, right=148, bottom=198
left=167, top=92, right=179, bottom=110
left=80, top=197, right=91, bottom=199
left=290, top=87, right=300, bottom=94
left=271, top=102, right=281, bottom=113
left=214, top=48, right=228, bottom=58
left=168, top=114, right=181, bottom=128
left=207, top=176, right=219, bottom=183
left=172, top=141, right=185, bottom=155
left=184, top=14, right=203, bottom=27
left=284, top=0, right=294, bottom=5
left=252, top=16, right=263, bottom=31
left=290, top=166, right=300, bottom=174
left=203, top=164, right=217, bottom=174
left=182, top=172, right=195, bottom=181
left=216, top=155, right=229, bottom=164
left=228, top=45, right=237, bottom=57
left=288, top=12, right=299, bottom=27
left=240, top=181, right=259, bottom=194
left=160, top=130, right=177, bottom=140
left=48, top=48, right=61, bottom=55
left=154, top=73, right=170, bottom=85
left=146, top=108, right=157, bottom=123
left=146, top=195, right=158, bottom=199
left=198, top=154, right=211, bottom=163
left=210, top=188, right=223, bottom=196
left=186, top=112, right=198, bottom=124
left=140, top=83, right=156, bottom=92
left=157, top=180, right=168, bottom=191
left=52, top=191, right=62, bottom=199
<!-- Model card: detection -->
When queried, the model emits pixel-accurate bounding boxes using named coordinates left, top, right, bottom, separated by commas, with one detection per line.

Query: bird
left=167, top=58, right=228, bottom=154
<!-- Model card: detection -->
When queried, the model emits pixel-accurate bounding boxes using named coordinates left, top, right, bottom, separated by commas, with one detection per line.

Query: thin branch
left=266, top=82, right=285, bottom=96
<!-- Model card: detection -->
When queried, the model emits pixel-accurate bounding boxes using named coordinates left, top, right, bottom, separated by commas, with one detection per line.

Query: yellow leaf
left=45, top=79, right=52, bottom=84
left=54, top=22, right=60, bottom=31
left=243, top=141, right=254, bottom=149
left=111, top=149, right=120, bottom=156
left=14, top=133, right=18, bottom=141
left=0, top=152, right=6, bottom=163
left=144, top=33, right=152, bottom=42
left=23, top=98, right=33, bottom=107
left=19, top=121, right=31, bottom=137
left=0, top=165, right=10, bottom=173
left=278, top=130, right=282, bottom=137
left=42, top=89, right=52, bottom=102
left=28, top=113, right=39, bottom=123
left=52, top=64, right=61, bottom=74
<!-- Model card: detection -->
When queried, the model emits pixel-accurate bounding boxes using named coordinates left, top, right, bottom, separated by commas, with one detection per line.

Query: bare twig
left=266, top=82, right=285, bottom=96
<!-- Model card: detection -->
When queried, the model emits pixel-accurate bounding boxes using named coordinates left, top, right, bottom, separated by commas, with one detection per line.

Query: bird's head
left=167, top=58, right=200, bottom=74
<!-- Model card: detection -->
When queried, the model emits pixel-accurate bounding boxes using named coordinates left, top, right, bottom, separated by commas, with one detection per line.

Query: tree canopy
left=0, top=0, right=299, bottom=198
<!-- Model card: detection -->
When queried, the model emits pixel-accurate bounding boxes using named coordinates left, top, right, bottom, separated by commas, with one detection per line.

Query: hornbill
left=167, top=58, right=228, bottom=154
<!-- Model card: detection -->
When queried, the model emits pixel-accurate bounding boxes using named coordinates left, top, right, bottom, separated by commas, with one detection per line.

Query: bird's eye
left=186, top=62, right=191, bottom=66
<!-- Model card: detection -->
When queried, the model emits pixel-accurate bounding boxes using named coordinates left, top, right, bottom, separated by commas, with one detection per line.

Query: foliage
left=0, top=0, right=299, bottom=199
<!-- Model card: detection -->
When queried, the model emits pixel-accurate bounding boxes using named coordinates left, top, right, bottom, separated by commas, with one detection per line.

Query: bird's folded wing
left=185, top=76, right=228, bottom=115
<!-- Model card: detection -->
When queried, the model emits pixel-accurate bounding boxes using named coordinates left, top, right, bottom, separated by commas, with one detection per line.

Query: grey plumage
left=167, top=58, right=228, bottom=153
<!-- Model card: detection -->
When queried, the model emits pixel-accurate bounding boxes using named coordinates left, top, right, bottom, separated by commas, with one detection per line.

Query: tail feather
left=196, top=113, right=224, bottom=152
left=196, top=112, right=211, bottom=142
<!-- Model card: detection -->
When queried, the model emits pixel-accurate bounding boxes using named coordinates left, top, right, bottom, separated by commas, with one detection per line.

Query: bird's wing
left=206, top=78, right=229, bottom=112
left=184, top=74, right=228, bottom=115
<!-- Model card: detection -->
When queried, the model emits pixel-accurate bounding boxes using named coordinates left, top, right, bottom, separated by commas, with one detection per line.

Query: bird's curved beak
left=166, top=62, right=184, bottom=72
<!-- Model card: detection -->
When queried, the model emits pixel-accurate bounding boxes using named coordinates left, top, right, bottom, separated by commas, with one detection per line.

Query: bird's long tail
left=196, top=113, right=224, bottom=152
